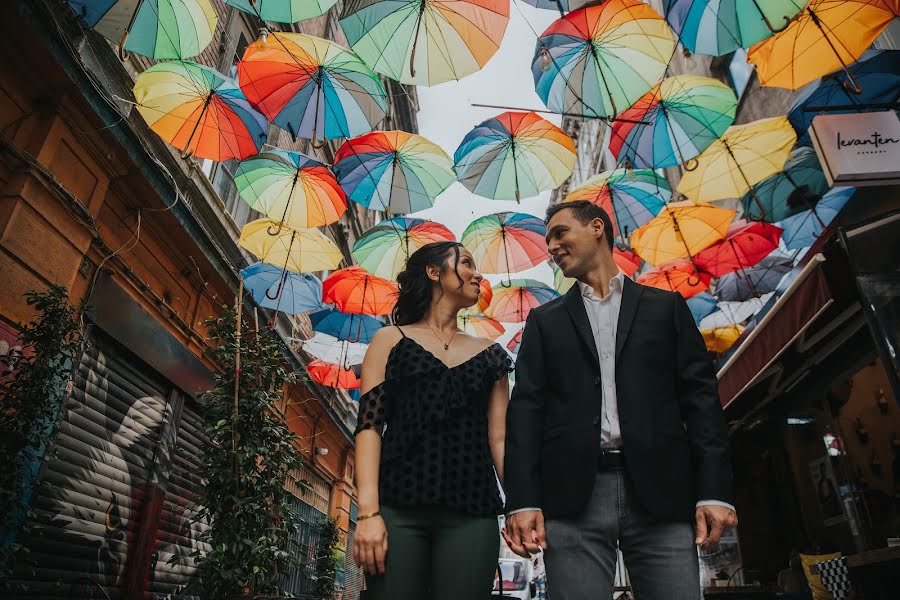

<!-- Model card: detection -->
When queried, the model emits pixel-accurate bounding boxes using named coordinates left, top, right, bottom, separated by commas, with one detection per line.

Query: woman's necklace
left=426, top=322, right=458, bottom=351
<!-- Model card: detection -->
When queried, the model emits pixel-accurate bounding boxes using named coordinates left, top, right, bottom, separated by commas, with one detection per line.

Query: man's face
left=545, top=208, right=605, bottom=280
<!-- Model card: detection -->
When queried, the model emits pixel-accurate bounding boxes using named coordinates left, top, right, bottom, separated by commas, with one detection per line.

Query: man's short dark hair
left=545, top=200, right=615, bottom=251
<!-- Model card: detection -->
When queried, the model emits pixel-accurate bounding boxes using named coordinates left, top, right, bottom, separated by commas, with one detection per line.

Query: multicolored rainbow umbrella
left=631, top=202, right=736, bottom=266
left=454, top=112, right=575, bottom=202
left=637, top=259, right=711, bottom=298
left=322, top=266, right=398, bottom=316
left=226, top=0, right=337, bottom=23
left=338, top=0, right=510, bottom=86
left=134, top=61, right=268, bottom=161
left=334, top=131, right=455, bottom=214
left=234, top=150, right=346, bottom=230
left=461, top=212, right=550, bottom=277
left=240, top=262, right=323, bottom=314
left=485, top=280, right=560, bottom=322
left=564, top=169, right=669, bottom=238
left=609, top=76, right=737, bottom=169
left=664, top=0, right=808, bottom=57
left=70, top=0, right=216, bottom=60
left=238, top=220, right=344, bottom=272
left=740, top=147, right=829, bottom=223
left=309, top=309, right=383, bottom=344
left=457, top=313, right=506, bottom=341
left=238, top=32, right=387, bottom=144
left=694, top=220, right=783, bottom=277
left=352, top=217, right=455, bottom=280
left=533, top=0, right=675, bottom=118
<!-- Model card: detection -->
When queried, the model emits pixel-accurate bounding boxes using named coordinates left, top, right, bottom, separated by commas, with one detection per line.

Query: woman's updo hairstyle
left=392, top=241, right=464, bottom=326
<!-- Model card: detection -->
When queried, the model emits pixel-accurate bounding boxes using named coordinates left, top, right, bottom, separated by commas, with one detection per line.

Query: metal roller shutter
left=282, top=464, right=331, bottom=597
left=343, top=502, right=364, bottom=600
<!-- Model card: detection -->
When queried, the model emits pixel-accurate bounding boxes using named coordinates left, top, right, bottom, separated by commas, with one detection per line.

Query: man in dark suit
left=503, top=201, right=737, bottom=599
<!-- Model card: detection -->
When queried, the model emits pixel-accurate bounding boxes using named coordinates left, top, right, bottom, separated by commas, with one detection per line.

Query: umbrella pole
left=660, top=104, right=697, bottom=171
left=409, top=0, right=427, bottom=78
left=117, top=0, right=147, bottom=61
left=806, top=8, right=863, bottom=95
left=750, top=0, right=791, bottom=33
left=722, top=140, right=767, bottom=221
left=311, top=69, right=329, bottom=149
left=728, top=239, right=759, bottom=298
left=590, top=45, right=618, bottom=116
left=470, top=103, right=650, bottom=125
left=180, top=93, right=213, bottom=160
left=511, top=139, right=521, bottom=203
left=554, top=0, right=565, bottom=18
left=268, top=169, right=302, bottom=236
left=500, top=226, right=513, bottom=288
left=668, top=207, right=702, bottom=286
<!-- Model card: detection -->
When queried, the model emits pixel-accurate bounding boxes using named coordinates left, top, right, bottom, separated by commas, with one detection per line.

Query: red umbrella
left=507, top=329, right=523, bottom=354
left=322, top=266, right=398, bottom=316
left=476, top=279, right=493, bottom=313
left=694, top=220, right=782, bottom=278
left=637, top=259, right=711, bottom=298
left=307, top=360, right=361, bottom=389
left=613, top=247, right=642, bottom=277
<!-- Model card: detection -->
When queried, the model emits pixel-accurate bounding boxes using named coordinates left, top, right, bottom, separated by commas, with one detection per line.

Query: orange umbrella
left=637, top=259, right=711, bottom=299
left=322, top=266, right=398, bottom=316
left=614, top=247, right=642, bottom=277
left=477, top=279, right=493, bottom=314
left=747, top=0, right=895, bottom=91
left=630, top=201, right=736, bottom=266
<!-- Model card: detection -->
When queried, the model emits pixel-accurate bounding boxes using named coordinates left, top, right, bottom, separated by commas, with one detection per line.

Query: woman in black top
left=353, top=241, right=512, bottom=600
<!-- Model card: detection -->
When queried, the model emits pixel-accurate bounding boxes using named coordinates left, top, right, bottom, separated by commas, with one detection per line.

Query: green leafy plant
left=189, top=308, right=304, bottom=599
left=0, top=286, right=83, bottom=585
left=311, top=516, right=341, bottom=600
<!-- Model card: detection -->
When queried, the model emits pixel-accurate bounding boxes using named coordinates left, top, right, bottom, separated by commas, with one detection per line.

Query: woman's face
left=435, top=246, right=483, bottom=308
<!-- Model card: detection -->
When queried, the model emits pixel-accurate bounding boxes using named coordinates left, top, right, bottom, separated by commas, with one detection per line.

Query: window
left=282, top=495, right=327, bottom=596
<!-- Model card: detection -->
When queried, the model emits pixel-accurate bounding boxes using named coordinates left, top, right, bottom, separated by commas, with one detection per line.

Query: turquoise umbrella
left=225, top=0, right=337, bottom=23
left=665, top=0, right=808, bottom=57
left=777, top=187, right=856, bottom=250
left=741, top=147, right=830, bottom=222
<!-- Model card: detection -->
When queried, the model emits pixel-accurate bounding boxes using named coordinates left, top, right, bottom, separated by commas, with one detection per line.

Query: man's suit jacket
left=504, top=277, right=734, bottom=522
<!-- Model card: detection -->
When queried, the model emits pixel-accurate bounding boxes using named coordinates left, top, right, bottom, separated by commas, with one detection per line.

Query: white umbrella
left=699, top=293, right=774, bottom=329
left=300, top=333, right=368, bottom=366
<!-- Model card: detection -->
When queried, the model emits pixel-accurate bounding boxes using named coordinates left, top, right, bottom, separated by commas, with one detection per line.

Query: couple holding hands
left=352, top=201, right=737, bottom=600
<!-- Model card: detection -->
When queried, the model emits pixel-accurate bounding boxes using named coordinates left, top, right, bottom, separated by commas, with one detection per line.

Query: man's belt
left=598, top=448, right=625, bottom=470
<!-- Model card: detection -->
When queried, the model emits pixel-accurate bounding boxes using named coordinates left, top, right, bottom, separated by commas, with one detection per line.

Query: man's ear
left=593, top=217, right=605, bottom=240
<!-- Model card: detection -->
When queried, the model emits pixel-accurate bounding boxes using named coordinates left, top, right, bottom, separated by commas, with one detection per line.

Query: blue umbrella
left=778, top=187, right=856, bottom=250
left=715, top=254, right=794, bottom=302
left=309, top=309, right=383, bottom=344
left=789, top=50, right=900, bottom=145
left=741, top=147, right=830, bottom=222
left=686, top=291, right=718, bottom=324
left=241, top=262, right=322, bottom=314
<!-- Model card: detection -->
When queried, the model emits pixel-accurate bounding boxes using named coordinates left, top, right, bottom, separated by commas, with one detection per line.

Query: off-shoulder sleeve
left=489, top=344, right=514, bottom=382
left=354, top=382, right=387, bottom=436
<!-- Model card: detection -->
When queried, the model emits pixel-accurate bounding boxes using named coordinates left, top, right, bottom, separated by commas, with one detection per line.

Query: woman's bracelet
left=357, top=510, right=381, bottom=521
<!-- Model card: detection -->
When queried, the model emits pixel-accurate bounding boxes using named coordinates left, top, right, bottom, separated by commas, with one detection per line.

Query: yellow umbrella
left=701, top=324, right=744, bottom=353
left=631, top=201, right=736, bottom=266
left=676, top=117, right=796, bottom=213
left=747, top=0, right=895, bottom=91
left=239, top=219, right=343, bottom=273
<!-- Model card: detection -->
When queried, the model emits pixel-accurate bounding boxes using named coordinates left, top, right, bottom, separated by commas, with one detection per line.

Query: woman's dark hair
left=392, top=241, right=465, bottom=326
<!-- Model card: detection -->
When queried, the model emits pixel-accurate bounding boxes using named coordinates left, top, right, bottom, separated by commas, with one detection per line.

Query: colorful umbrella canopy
left=477, top=279, right=493, bottom=313
left=777, top=187, right=856, bottom=250
left=485, top=280, right=560, bottom=323
left=352, top=217, right=455, bottom=280
left=609, top=76, right=737, bottom=169
left=70, top=0, right=216, bottom=59
left=664, top=0, right=808, bottom=57
left=637, top=259, right=711, bottom=298
left=238, top=220, right=344, bottom=272
left=551, top=260, right=576, bottom=294
left=240, top=262, right=323, bottom=314
left=715, top=253, right=793, bottom=301
left=134, top=61, right=268, bottom=161
left=564, top=169, right=669, bottom=238
left=238, top=32, right=387, bottom=144
left=614, top=247, right=643, bottom=277
left=630, top=202, right=736, bottom=266
left=507, top=329, right=523, bottom=354
left=747, top=0, right=895, bottom=91
left=532, top=0, right=675, bottom=119
left=740, top=147, right=830, bottom=223
left=225, top=0, right=337, bottom=23
left=234, top=150, right=347, bottom=230
left=338, top=0, right=509, bottom=86
left=457, top=314, right=506, bottom=341
left=334, top=131, right=455, bottom=214
left=309, top=309, right=383, bottom=344
left=676, top=117, right=797, bottom=208
left=788, top=50, right=900, bottom=145
left=694, top=220, right=783, bottom=277
left=699, top=294, right=774, bottom=329
left=701, top=324, right=744, bottom=353
left=460, top=212, right=550, bottom=276
left=454, top=112, right=576, bottom=202
left=322, top=266, right=399, bottom=316
left=301, top=332, right=368, bottom=365
left=521, top=0, right=589, bottom=13
left=307, top=360, right=361, bottom=389
left=686, top=291, right=718, bottom=323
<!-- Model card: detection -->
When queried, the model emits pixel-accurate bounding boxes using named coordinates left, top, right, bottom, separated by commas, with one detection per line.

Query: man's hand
left=502, top=510, right=547, bottom=558
left=695, top=505, right=738, bottom=552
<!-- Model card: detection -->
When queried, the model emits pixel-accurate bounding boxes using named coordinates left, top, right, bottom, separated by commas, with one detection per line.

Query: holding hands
left=694, top=504, right=738, bottom=552
left=502, top=510, right=547, bottom=558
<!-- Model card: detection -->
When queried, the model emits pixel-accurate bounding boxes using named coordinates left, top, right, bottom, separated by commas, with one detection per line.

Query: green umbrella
left=225, top=0, right=337, bottom=23
left=741, top=147, right=830, bottom=222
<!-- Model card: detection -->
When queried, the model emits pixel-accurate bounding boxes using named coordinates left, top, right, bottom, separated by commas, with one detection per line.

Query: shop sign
left=810, top=111, right=900, bottom=186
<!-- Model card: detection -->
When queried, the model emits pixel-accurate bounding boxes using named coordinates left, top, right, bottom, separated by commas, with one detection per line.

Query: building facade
left=0, top=1, right=417, bottom=598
